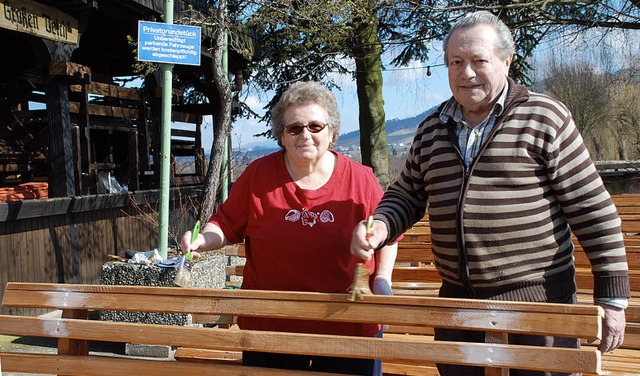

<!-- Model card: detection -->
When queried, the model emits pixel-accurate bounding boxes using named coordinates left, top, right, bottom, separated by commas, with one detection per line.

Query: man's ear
left=505, top=54, right=514, bottom=69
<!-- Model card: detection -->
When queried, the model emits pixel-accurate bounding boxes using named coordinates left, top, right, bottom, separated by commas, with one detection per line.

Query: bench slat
left=1, top=284, right=603, bottom=339
left=381, top=362, right=439, bottom=376
left=601, top=348, right=640, bottom=374
left=174, top=348, right=242, bottom=363
left=1, top=282, right=602, bottom=314
left=0, top=315, right=600, bottom=373
left=0, top=352, right=338, bottom=375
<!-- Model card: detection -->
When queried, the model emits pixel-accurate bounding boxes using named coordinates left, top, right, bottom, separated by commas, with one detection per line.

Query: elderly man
left=351, top=10, right=629, bottom=376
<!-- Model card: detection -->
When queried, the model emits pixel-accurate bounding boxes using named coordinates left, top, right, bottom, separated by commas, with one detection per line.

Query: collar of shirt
left=441, top=82, right=509, bottom=168
left=440, top=81, right=509, bottom=125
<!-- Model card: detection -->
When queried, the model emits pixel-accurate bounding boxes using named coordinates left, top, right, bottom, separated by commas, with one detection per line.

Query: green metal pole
left=158, top=0, right=174, bottom=260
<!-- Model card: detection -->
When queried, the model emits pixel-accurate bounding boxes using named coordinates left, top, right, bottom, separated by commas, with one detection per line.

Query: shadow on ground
left=0, top=336, right=125, bottom=355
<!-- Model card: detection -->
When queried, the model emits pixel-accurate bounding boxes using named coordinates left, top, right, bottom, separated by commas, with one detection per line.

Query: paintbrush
left=348, top=216, right=374, bottom=301
left=174, top=220, right=201, bottom=287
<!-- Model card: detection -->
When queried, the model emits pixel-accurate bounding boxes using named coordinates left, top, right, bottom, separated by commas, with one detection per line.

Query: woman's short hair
left=443, top=10, right=515, bottom=65
left=271, top=81, right=340, bottom=149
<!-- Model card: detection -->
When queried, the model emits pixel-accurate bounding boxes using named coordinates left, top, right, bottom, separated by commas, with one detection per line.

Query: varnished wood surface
left=3, top=282, right=603, bottom=316
left=0, top=352, right=343, bottom=376
left=0, top=315, right=601, bottom=374
left=1, top=284, right=602, bottom=342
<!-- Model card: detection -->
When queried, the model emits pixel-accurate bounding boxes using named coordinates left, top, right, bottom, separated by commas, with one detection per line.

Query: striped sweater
left=376, top=79, right=630, bottom=302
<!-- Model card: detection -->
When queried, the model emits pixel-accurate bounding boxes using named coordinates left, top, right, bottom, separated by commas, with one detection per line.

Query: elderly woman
left=181, top=81, right=397, bottom=375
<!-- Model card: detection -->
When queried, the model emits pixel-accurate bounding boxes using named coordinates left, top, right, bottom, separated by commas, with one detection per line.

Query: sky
left=200, top=51, right=453, bottom=150
left=196, top=26, right=640, bottom=151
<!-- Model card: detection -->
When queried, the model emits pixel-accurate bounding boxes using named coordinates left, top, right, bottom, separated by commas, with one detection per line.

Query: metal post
left=158, top=0, right=174, bottom=260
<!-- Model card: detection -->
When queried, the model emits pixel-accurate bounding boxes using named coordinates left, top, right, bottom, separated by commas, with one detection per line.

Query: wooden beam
left=70, top=82, right=141, bottom=101
left=0, top=316, right=601, bottom=374
left=69, top=102, right=140, bottom=119
left=0, top=353, right=336, bottom=376
left=1, top=283, right=603, bottom=339
left=46, top=75, right=76, bottom=197
left=49, top=62, right=90, bottom=78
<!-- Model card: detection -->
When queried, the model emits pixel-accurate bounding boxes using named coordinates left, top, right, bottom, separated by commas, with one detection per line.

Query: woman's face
left=281, top=103, right=333, bottom=164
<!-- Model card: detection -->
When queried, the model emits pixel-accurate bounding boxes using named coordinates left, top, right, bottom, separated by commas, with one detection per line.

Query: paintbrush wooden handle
left=366, top=216, right=374, bottom=238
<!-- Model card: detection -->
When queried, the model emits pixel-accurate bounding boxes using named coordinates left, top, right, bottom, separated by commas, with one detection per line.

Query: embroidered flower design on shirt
left=284, top=209, right=335, bottom=227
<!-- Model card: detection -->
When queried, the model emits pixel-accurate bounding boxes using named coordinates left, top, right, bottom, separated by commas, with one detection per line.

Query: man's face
left=446, top=24, right=512, bottom=121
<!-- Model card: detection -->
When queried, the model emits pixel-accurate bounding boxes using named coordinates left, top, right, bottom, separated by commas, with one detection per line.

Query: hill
left=336, top=108, right=434, bottom=148
left=235, top=107, right=436, bottom=158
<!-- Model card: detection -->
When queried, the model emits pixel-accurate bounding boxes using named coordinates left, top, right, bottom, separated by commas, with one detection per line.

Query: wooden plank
left=1, top=284, right=603, bottom=338
left=392, top=266, right=441, bottom=283
left=170, top=176, right=205, bottom=186
left=173, top=347, right=442, bottom=376
left=611, top=195, right=640, bottom=207
left=622, top=323, right=640, bottom=349
left=0, top=186, right=201, bottom=222
left=1, top=282, right=601, bottom=315
left=172, top=129, right=198, bottom=138
left=69, top=102, right=139, bottom=119
left=59, top=309, right=89, bottom=356
left=382, top=362, right=439, bottom=376
left=0, top=353, right=338, bottom=376
left=226, top=264, right=243, bottom=276
left=0, top=316, right=601, bottom=374
left=224, top=244, right=242, bottom=257
left=46, top=78, right=77, bottom=197
left=172, top=111, right=201, bottom=124
left=70, top=82, right=141, bottom=101
left=174, top=348, right=242, bottom=363
left=49, top=62, right=88, bottom=77
left=385, top=325, right=435, bottom=336
left=601, top=348, right=640, bottom=374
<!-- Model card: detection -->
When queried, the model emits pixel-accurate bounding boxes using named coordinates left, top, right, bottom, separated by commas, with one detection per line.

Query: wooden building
left=0, top=0, right=249, bottom=310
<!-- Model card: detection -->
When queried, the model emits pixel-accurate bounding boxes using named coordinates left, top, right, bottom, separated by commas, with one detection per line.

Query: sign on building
left=138, top=21, right=201, bottom=66
left=0, top=0, right=79, bottom=44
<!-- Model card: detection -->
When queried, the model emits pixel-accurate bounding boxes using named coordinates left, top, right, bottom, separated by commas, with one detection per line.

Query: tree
left=226, top=1, right=390, bottom=185
left=542, top=60, right=611, bottom=139
left=238, top=0, right=640, bottom=184
left=172, top=3, right=237, bottom=223
left=352, top=2, right=390, bottom=187
left=179, top=0, right=640, bottom=214
left=610, top=80, right=640, bottom=160
left=198, top=2, right=234, bottom=223
left=535, top=50, right=640, bottom=161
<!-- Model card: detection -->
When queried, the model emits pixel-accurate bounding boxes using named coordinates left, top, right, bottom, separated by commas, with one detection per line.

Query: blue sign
left=138, top=21, right=201, bottom=66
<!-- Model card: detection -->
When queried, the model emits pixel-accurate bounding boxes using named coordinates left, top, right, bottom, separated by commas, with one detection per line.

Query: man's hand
left=597, top=304, right=626, bottom=353
left=350, top=219, right=388, bottom=261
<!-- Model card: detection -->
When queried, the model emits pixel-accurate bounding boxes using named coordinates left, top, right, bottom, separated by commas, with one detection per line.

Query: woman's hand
left=180, top=231, right=203, bottom=259
left=179, top=222, right=229, bottom=259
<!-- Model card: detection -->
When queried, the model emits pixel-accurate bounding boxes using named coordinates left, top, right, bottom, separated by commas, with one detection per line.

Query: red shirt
left=210, top=150, right=383, bottom=336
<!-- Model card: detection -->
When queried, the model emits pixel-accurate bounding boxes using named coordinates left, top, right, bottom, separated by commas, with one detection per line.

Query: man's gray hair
left=443, top=11, right=515, bottom=66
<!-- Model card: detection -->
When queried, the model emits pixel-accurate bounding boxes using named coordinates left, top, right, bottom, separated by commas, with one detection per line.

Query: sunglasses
left=284, top=121, right=328, bottom=136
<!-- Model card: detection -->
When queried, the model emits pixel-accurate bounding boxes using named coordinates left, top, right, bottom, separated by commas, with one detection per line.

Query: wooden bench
left=0, top=282, right=604, bottom=376
left=222, top=194, right=640, bottom=374
left=390, top=193, right=640, bottom=375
